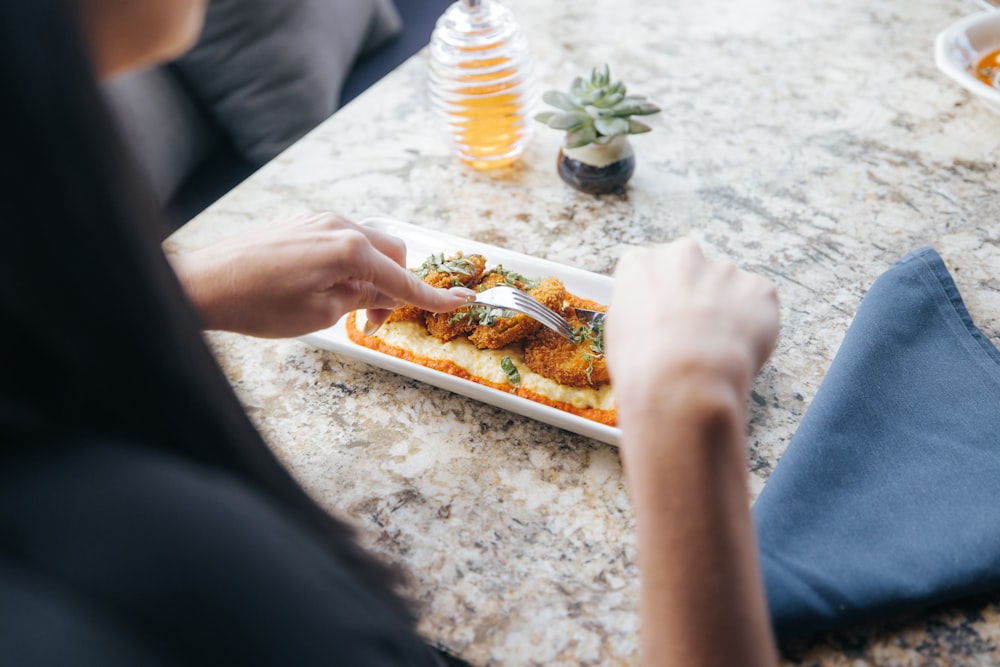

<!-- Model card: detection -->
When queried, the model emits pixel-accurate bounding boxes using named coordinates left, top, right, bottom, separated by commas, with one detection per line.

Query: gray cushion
left=103, top=67, right=217, bottom=203
left=172, top=0, right=402, bottom=166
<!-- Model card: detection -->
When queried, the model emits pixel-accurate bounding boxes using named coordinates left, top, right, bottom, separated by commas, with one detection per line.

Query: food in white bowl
left=935, top=11, right=1000, bottom=114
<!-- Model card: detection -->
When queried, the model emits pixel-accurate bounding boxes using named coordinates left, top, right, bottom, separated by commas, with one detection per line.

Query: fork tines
left=510, top=290, right=575, bottom=340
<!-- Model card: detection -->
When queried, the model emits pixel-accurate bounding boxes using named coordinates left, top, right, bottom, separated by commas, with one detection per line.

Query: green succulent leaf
left=542, top=90, right=580, bottom=111
left=594, top=116, right=630, bottom=136
left=534, top=111, right=558, bottom=123
left=547, top=111, right=587, bottom=129
left=584, top=105, right=608, bottom=119
left=569, top=76, right=587, bottom=97
left=627, top=118, right=653, bottom=134
left=593, top=64, right=610, bottom=86
left=600, top=91, right=625, bottom=107
left=611, top=101, right=646, bottom=114
left=565, top=124, right=598, bottom=148
left=611, top=100, right=661, bottom=117
left=609, top=104, right=645, bottom=117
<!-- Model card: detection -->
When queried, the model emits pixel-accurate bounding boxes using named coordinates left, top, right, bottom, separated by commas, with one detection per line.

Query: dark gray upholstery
left=172, top=0, right=401, bottom=166
left=103, top=0, right=454, bottom=224
left=103, top=67, right=218, bottom=206
left=341, top=0, right=453, bottom=105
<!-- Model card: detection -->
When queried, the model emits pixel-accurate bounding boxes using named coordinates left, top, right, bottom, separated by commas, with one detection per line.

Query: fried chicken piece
left=523, top=314, right=609, bottom=388
left=468, top=277, right=568, bottom=350
left=385, top=303, right=425, bottom=324
left=423, top=252, right=486, bottom=288
left=425, top=306, right=478, bottom=341
left=528, top=276, right=572, bottom=317
left=476, top=271, right=507, bottom=290
left=386, top=253, right=486, bottom=324
left=467, top=310, right=541, bottom=349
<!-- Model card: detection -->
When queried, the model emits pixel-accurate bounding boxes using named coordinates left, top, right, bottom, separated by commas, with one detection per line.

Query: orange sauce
left=975, top=46, right=1000, bottom=88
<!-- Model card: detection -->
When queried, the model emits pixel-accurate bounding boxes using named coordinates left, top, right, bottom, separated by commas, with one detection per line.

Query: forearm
left=620, top=371, right=778, bottom=667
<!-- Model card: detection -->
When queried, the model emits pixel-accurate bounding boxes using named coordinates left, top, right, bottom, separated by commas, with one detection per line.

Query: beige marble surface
left=168, top=0, right=1000, bottom=663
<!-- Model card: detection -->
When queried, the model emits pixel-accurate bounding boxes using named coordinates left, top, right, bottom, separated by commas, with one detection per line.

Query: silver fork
left=362, top=285, right=579, bottom=340
left=470, top=285, right=576, bottom=341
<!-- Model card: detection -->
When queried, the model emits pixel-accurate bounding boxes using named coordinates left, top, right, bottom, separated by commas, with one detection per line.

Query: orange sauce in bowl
left=975, top=46, right=1000, bottom=88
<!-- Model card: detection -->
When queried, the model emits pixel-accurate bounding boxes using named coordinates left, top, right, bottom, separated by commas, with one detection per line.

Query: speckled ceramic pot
left=557, top=135, right=635, bottom=195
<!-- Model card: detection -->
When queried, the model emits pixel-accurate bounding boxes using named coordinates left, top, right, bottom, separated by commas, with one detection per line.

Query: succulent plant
left=535, top=65, right=661, bottom=148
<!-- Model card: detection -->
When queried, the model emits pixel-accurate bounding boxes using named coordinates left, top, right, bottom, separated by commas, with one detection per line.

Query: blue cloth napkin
left=752, top=247, right=1000, bottom=641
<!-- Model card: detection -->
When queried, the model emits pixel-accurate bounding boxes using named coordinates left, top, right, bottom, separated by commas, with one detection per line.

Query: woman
left=0, top=0, right=780, bottom=664
left=0, top=0, right=466, bottom=664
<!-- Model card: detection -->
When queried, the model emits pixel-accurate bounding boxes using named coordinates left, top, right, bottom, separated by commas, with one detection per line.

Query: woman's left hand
left=171, top=213, right=472, bottom=338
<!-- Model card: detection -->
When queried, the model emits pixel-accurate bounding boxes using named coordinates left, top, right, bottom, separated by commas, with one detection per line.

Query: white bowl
left=935, top=11, right=1000, bottom=114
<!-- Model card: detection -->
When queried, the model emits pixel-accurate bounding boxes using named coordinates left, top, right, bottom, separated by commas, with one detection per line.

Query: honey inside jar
left=975, top=46, right=1000, bottom=87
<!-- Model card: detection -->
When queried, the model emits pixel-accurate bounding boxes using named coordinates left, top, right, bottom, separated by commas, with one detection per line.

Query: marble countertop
left=167, top=0, right=1000, bottom=663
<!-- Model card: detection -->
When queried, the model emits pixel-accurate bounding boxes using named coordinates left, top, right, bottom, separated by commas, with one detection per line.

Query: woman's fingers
left=607, top=238, right=780, bottom=399
left=302, top=212, right=410, bottom=268
left=364, top=307, right=393, bottom=328
left=341, top=236, right=473, bottom=313
left=356, top=224, right=408, bottom=269
left=298, top=220, right=468, bottom=314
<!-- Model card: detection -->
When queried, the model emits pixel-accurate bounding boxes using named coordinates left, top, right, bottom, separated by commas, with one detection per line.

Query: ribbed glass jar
left=428, top=0, right=537, bottom=170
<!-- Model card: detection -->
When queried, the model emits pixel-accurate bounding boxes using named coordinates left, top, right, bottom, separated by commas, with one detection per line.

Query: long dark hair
left=0, top=0, right=409, bottom=619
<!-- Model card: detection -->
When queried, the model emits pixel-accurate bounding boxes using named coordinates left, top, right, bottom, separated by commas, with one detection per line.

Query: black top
left=0, top=439, right=444, bottom=666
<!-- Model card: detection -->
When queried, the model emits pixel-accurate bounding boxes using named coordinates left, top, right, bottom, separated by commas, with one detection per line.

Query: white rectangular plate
left=300, top=218, right=620, bottom=445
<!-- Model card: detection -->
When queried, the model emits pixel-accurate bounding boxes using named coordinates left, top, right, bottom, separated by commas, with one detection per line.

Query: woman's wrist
left=170, top=249, right=233, bottom=331
left=615, top=347, right=752, bottom=423
left=615, top=354, right=752, bottom=480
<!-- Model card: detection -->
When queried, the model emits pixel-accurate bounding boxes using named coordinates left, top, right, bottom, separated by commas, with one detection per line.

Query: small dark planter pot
left=556, top=135, right=635, bottom=195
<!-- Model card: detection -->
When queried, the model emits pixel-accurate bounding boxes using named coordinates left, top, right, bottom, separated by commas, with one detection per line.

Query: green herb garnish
left=447, top=304, right=515, bottom=328
left=415, top=253, right=480, bottom=281
left=447, top=309, right=476, bottom=327
left=500, top=356, right=521, bottom=386
left=573, top=319, right=605, bottom=386
left=478, top=306, right=514, bottom=326
left=582, top=353, right=595, bottom=385
left=572, top=319, right=605, bottom=356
